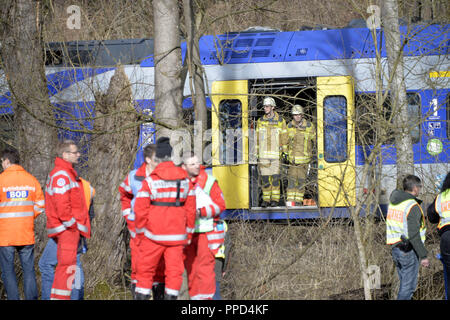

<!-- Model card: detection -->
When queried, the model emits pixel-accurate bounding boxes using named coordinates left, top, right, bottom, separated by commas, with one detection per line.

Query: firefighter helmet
left=291, top=104, right=304, bottom=115
left=263, top=97, right=276, bottom=107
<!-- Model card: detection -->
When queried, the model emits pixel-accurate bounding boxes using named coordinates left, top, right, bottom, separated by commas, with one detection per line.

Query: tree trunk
left=183, top=0, right=208, bottom=162
left=84, top=65, right=139, bottom=287
left=153, top=0, right=184, bottom=155
left=0, top=0, right=56, bottom=185
left=0, top=0, right=57, bottom=253
left=382, top=0, right=414, bottom=187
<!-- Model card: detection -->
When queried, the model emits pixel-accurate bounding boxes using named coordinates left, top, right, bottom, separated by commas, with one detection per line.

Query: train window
left=355, top=93, right=393, bottom=145
left=324, top=96, right=347, bottom=163
left=218, top=99, right=242, bottom=165
left=355, top=92, right=420, bottom=146
left=407, top=93, right=420, bottom=144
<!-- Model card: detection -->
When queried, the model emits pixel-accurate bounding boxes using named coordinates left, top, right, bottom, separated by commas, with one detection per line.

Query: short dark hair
left=143, top=144, right=156, bottom=160
left=1, top=148, right=20, bottom=165
left=441, top=171, right=450, bottom=193
left=403, top=174, right=422, bottom=192
left=56, top=139, right=77, bottom=158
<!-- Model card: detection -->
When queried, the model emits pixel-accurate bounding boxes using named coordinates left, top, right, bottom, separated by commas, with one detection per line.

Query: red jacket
left=45, top=157, right=91, bottom=238
left=193, top=167, right=226, bottom=220
left=134, top=161, right=196, bottom=246
left=192, top=167, right=227, bottom=253
left=0, top=165, right=44, bottom=246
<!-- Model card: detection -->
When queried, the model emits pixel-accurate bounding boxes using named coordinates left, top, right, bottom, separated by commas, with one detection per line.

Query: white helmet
left=291, top=104, right=304, bottom=115
left=263, top=97, right=276, bottom=107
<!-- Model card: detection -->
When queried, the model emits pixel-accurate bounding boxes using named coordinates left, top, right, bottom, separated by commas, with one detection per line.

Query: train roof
left=43, top=23, right=448, bottom=68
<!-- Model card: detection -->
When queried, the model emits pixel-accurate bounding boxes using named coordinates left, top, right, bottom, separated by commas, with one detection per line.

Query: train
left=1, top=22, right=449, bottom=220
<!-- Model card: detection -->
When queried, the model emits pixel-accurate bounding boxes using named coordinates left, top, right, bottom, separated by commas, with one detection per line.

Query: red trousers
left=135, top=236, right=183, bottom=296
left=184, top=233, right=216, bottom=300
left=130, top=236, right=138, bottom=284
left=130, top=236, right=164, bottom=285
left=51, top=229, right=79, bottom=300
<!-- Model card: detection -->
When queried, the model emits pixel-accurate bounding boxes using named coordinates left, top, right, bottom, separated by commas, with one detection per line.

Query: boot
left=270, top=201, right=279, bottom=207
left=134, top=292, right=151, bottom=300
left=164, top=293, right=178, bottom=300
left=152, top=283, right=165, bottom=300
left=261, top=201, right=270, bottom=208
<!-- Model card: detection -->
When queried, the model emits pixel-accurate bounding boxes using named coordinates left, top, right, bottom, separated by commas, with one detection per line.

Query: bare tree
left=84, top=65, right=139, bottom=285
left=0, top=0, right=56, bottom=185
left=382, top=0, right=414, bottom=185
left=182, top=0, right=208, bottom=162
left=153, top=0, right=184, bottom=142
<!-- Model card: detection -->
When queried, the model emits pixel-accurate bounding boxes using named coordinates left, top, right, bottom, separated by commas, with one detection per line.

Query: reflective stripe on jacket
left=0, top=164, right=44, bottom=246
left=256, top=112, right=288, bottom=159
left=436, top=190, right=450, bottom=230
left=134, top=161, right=196, bottom=246
left=287, top=119, right=315, bottom=164
left=192, top=168, right=227, bottom=253
left=386, top=198, right=426, bottom=245
left=45, top=157, right=91, bottom=238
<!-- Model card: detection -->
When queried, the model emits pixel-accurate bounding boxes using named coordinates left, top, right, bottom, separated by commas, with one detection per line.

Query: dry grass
left=220, top=218, right=445, bottom=300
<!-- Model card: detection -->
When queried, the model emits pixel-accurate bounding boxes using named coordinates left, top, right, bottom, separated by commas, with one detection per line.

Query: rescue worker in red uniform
left=45, top=140, right=91, bottom=300
left=182, top=153, right=226, bottom=300
left=134, top=137, right=196, bottom=300
left=119, top=144, right=165, bottom=299
left=0, top=148, right=44, bottom=300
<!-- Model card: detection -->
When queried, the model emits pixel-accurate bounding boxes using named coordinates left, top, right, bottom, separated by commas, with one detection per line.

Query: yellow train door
left=316, top=76, right=356, bottom=207
left=211, top=80, right=249, bottom=209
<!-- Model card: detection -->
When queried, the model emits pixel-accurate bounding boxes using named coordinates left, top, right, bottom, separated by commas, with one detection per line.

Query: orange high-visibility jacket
left=0, top=164, right=44, bottom=246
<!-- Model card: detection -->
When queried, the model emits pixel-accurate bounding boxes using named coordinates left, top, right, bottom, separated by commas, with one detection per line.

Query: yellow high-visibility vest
left=386, top=198, right=426, bottom=245
left=436, top=189, right=450, bottom=230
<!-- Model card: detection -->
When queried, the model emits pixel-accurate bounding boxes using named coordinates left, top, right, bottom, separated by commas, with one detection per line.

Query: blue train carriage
left=198, top=23, right=449, bottom=219
left=1, top=24, right=448, bottom=221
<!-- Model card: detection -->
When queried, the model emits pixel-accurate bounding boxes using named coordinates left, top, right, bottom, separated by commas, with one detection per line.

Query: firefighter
left=119, top=144, right=165, bottom=299
left=182, top=153, right=226, bottom=300
left=286, top=105, right=316, bottom=207
left=134, top=137, right=196, bottom=300
left=44, top=139, right=91, bottom=300
left=0, top=148, right=44, bottom=300
left=256, top=96, right=288, bottom=207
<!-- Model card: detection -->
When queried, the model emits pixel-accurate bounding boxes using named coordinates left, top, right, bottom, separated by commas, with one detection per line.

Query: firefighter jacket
left=134, top=161, right=196, bottom=246
left=0, top=164, right=44, bottom=246
left=45, top=157, right=91, bottom=238
left=386, top=189, right=427, bottom=259
left=119, top=163, right=147, bottom=238
left=191, top=168, right=227, bottom=252
left=256, top=112, right=288, bottom=159
left=287, top=119, right=316, bottom=164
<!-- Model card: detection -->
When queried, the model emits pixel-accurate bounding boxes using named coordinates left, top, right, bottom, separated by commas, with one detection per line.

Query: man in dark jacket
left=386, top=174, right=429, bottom=300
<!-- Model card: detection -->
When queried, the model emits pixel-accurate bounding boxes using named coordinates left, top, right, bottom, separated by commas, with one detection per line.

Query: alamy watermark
left=66, top=5, right=81, bottom=30
left=366, top=5, right=381, bottom=30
